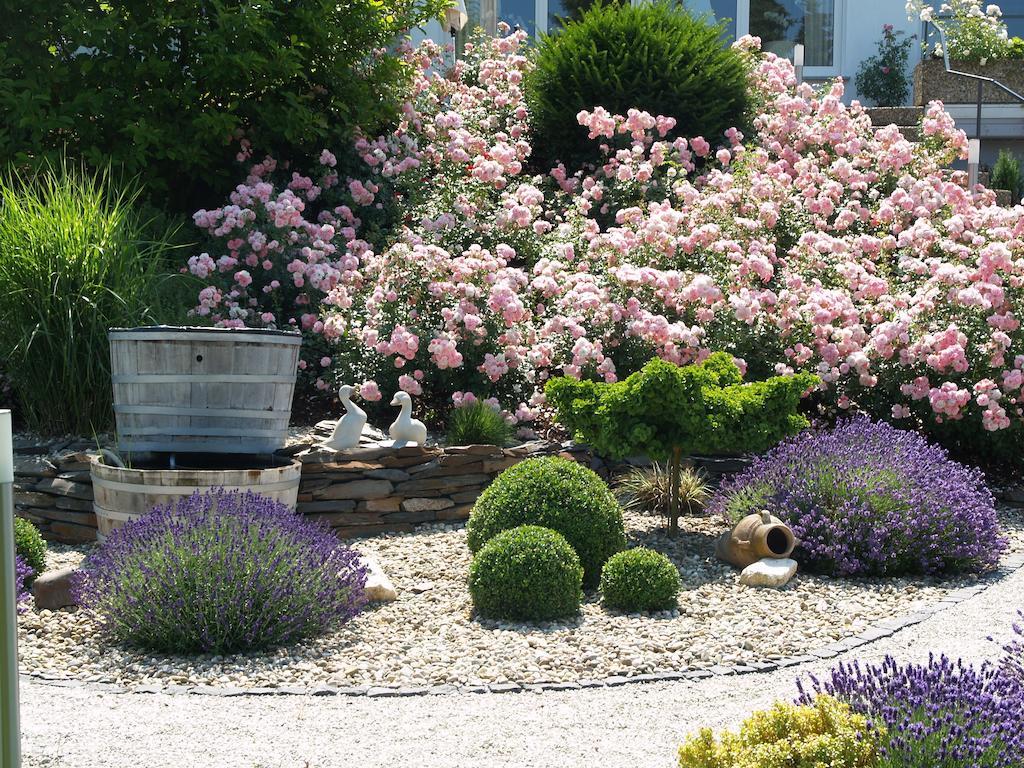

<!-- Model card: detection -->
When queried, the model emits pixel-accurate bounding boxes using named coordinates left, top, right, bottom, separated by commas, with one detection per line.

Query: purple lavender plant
left=709, top=417, right=1005, bottom=576
left=15, top=553, right=33, bottom=613
left=797, top=654, right=1024, bottom=768
left=1002, top=610, right=1024, bottom=684
left=73, top=490, right=368, bottom=654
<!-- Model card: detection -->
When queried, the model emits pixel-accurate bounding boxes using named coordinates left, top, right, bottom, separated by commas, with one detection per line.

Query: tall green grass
left=0, top=164, right=189, bottom=434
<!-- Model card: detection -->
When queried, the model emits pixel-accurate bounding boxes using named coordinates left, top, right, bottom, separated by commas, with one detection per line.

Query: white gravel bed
left=18, top=508, right=1024, bottom=691
left=18, top=534, right=1024, bottom=768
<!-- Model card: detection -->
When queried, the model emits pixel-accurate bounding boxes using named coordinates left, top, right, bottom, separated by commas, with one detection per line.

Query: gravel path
left=20, top=551, right=1024, bottom=768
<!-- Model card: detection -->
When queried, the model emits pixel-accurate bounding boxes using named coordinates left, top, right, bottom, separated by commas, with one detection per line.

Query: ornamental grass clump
left=74, top=490, right=367, bottom=654
left=446, top=401, right=515, bottom=447
left=710, top=417, right=1005, bottom=577
left=798, top=655, right=1024, bottom=768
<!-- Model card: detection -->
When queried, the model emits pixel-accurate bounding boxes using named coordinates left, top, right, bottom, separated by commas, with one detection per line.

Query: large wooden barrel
left=90, top=454, right=302, bottom=540
left=109, top=326, right=301, bottom=454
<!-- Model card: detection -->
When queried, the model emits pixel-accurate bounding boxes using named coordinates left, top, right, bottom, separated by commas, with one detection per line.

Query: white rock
left=739, top=557, right=797, bottom=588
left=357, top=554, right=398, bottom=602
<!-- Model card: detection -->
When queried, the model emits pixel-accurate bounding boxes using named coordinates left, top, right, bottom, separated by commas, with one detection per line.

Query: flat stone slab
left=739, top=557, right=797, bottom=588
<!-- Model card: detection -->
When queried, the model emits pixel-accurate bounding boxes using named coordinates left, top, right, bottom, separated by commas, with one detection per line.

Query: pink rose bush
left=188, top=27, right=1024, bottom=458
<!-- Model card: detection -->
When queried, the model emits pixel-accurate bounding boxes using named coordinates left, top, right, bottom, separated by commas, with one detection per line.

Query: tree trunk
left=668, top=445, right=682, bottom=539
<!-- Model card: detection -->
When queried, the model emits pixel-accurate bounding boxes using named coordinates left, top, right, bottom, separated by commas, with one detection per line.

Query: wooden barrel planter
left=90, top=453, right=302, bottom=540
left=109, top=326, right=301, bottom=455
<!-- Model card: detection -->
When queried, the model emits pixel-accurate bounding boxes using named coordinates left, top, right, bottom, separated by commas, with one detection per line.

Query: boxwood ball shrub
left=468, top=525, right=583, bottom=622
left=709, top=417, right=1005, bottom=577
left=798, top=655, right=1024, bottom=768
left=600, top=548, right=680, bottom=612
left=74, top=490, right=367, bottom=654
left=467, top=457, right=626, bottom=587
left=527, top=0, right=748, bottom=171
left=678, top=695, right=880, bottom=768
left=14, top=517, right=47, bottom=577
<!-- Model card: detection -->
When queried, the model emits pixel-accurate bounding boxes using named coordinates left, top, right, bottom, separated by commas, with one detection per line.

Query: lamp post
left=793, top=43, right=805, bottom=86
left=968, top=137, right=981, bottom=189
left=444, top=0, right=468, bottom=65
left=0, top=409, right=19, bottom=767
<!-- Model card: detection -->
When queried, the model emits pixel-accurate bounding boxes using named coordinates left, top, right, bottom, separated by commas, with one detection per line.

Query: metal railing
left=923, top=20, right=1024, bottom=139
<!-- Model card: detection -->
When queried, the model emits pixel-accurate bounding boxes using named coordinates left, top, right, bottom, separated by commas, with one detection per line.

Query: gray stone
left=32, top=567, right=78, bottom=610
left=739, top=557, right=797, bottom=588
left=14, top=455, right=57, bottom=478
left=401, top=497, right=455, bottom=513
left=318, top=479, right=394, bottom=501
left=395, top=474, right=491, bottom=493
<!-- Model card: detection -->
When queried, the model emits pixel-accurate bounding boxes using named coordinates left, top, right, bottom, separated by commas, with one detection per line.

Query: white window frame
left=735, top=0, right=845, bottom=77
left=481, top=0, right=564, bottom=37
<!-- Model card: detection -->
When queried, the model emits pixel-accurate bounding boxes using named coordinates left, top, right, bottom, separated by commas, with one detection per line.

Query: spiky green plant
left=616, top=464, right=711, bottom=538
left=0, top=163, right=189, bottom=434
left=446, top=402, right=515, bottom=447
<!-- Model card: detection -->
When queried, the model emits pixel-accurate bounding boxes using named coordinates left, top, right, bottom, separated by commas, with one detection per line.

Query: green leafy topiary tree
left=546, top=353, right=818, bottom=538
left=526, top=0, right=749, bottom=172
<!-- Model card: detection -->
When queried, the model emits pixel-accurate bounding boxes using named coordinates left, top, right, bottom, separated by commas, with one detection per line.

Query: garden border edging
left=22, top=552, right=1024, bottom=699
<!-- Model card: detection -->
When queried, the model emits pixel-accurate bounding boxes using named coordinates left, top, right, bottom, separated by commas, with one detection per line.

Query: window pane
left=685, top=0, right=738, bottom=39
left=749, top=0, right=835, bottom=66
left=499, top=0, right=536, bottom=37
left=548, top=0, right=569, bottom=32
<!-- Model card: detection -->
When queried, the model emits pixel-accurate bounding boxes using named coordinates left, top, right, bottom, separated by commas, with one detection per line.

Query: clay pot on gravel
left=715, top=510, right=797, bottom=569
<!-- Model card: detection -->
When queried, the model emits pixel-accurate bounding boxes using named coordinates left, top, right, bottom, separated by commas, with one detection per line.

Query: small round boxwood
left=467, top=456, right=626, bottom=587
left=600, top=548, right=680, bottom=612
left=14, top=517, right=47, bottom=577
left=468, top=525, right=583, bottom=622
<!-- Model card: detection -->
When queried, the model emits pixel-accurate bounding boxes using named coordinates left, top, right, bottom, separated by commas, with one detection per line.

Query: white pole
left=0, top=409, right=19, bottom=767
left=793, top=43, right=805, bottom=87
left=968, top=138, right=981, bottom=189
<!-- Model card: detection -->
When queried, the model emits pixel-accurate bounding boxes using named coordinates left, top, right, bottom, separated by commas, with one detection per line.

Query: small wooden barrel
left=109, top=326, right=301, bottom=454
left=90, top=455, right=302, bottom=540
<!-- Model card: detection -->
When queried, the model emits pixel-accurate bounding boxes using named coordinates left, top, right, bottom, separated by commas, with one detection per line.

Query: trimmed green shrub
left=447, top=402, right=515, bottom=447
left=526, top=0, right=748, bottom=171
left=600, top=547, right=680, bottom=612
left=0, top=165, right=189, bottom=434
left=678, top=695, right=880, bottom=768
left=468, top=525, right=583, bottom=622
left=0, top=0, right=446, bottom=213
left=467, top=456, right=626, bottom=587
left=991, top=149, right=1022, bottom=201
left=14, top=517, right=46, bottom=577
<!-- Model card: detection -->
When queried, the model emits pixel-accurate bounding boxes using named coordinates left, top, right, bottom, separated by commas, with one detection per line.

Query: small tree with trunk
left=545, top=353, right=818, bottom=537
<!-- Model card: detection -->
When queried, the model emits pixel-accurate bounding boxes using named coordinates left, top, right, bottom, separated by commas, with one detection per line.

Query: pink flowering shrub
left=189, top=28, right=1024, bottom=463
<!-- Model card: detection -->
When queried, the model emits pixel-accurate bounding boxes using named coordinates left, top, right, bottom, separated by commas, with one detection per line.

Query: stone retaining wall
left=12, top=437, right=99, bottom=543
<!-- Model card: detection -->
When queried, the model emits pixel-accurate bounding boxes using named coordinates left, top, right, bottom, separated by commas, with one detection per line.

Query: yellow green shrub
left=678, top=695, right=881, bottom=768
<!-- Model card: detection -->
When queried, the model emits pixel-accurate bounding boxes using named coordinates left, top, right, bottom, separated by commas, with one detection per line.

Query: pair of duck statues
left=323, top=385, right=427, bottom=451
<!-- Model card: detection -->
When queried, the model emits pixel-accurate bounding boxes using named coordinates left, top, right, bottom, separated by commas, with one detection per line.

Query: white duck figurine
left=389, top=391, right=427, bottom=447
left=323, top=385, right=367, bottom=451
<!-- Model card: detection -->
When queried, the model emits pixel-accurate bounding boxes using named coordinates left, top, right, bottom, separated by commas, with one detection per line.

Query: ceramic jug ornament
left=388, top=391, right=427, bottom=447
left=323, top=385, right=367, bottom=451
left=715, top=510, right=797, bottom=570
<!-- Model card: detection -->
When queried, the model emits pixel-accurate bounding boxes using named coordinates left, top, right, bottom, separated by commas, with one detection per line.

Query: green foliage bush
left=526, top=0, right=748, bottom=171
left=678, top=695, right=881, bottom=768
left=468, top=525, right=583, bottom=621
left=991, top=149, right=1022, bottom=201
left=0, top=165, right=189, bottom=434
left=14, top=517, right=46, bottom=577
left=0, top=0, right=445, bottom=213
left=467, top=457, right=626, bottom=587
left=854, top=26, right=914, bottom=107
left=600, top=547, right=680, bottom=612
left=446, top=402, right=515, bottom=447
left=545, top=353, right=818, bottom=461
